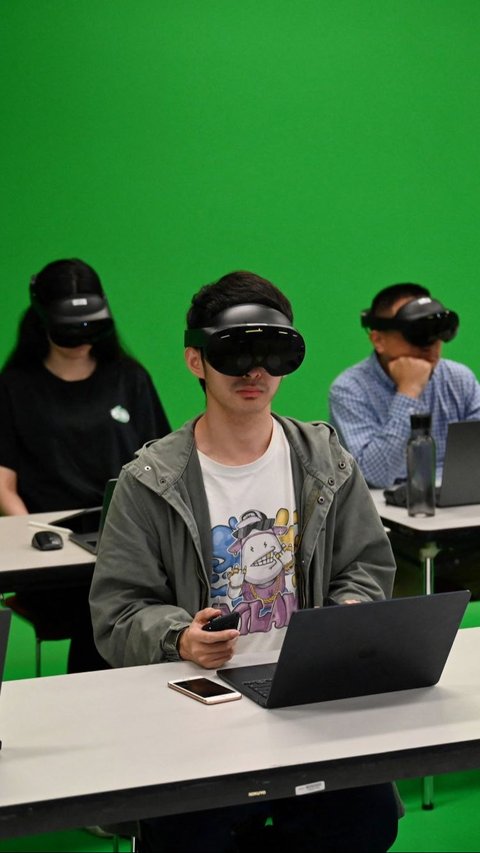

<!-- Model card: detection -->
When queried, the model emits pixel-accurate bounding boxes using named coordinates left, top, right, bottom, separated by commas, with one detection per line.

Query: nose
left=242, top=366, right=266, bottom=379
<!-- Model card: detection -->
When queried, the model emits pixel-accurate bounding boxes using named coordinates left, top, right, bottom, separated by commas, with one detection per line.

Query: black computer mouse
left=31, top=531, right=64, bottom=551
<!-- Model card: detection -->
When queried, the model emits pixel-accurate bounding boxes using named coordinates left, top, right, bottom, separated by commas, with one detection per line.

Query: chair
left=1, top=594, right=71, bottom=677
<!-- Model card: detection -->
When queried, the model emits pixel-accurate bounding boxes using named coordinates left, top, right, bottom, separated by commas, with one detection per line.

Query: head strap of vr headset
left=360, top=296, right=453, bottom=332
left=29, top=274, right=112, bottom=325
left=184, top=303, right=294, bottom=347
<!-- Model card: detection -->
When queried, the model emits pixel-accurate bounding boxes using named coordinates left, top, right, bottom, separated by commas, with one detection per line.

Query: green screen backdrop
left=2, top=0, right=480, bottom=428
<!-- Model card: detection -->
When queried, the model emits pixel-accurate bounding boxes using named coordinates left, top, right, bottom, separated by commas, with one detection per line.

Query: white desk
left=1, top=628, right=480, bottom=840
left=370, top=490, right=480, bottom=594
left=0, top=512, right=94, bottom=593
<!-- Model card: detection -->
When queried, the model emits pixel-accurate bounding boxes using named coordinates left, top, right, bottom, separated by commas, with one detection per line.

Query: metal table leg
left=419, top=542, right=440, bottom=596
left=419, top=541, right=440, bottom=808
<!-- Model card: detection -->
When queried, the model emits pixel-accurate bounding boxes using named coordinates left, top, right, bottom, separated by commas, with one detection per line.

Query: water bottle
left=406, top=413, right=436, bottom=517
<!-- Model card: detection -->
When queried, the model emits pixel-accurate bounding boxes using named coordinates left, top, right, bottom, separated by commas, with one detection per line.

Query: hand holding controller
left=179, top=608, right=240, bottom=668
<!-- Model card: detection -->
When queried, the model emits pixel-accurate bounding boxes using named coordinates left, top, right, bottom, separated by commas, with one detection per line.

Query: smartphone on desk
left=168, top=676, right=242, bottom=704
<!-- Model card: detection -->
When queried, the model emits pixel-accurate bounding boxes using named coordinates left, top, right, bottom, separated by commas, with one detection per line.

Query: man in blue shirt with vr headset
left=329, top=283, right=480, bottom=489
left=329, top=282, right=480, bottom=597
left=90, top=270, right=400, bottom=853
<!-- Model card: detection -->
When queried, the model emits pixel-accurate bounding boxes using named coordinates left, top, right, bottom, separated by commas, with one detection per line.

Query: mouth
left=236, top=386, right=263, bottom=397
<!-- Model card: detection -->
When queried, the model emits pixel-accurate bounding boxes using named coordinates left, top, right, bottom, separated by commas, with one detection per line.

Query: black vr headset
left=184, top=303, right=306, bottom=376
left=360, top=296, right=459, bottom=347
left=30, top=277, right=114, bottom=348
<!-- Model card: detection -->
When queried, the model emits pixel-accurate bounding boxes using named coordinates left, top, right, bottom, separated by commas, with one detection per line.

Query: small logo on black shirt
left=110, top=405, right=130, bottom=423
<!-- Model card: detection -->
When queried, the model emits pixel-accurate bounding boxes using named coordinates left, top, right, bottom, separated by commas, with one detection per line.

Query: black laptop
left=436, top=421, right=480, bottom=507
left=218, top=590, right=470, bottom=708
left=52, top=478, right=117, bottom=555
left=0, top=610, right=12, bottom=749
left=385, top=420, right=480, bottom=508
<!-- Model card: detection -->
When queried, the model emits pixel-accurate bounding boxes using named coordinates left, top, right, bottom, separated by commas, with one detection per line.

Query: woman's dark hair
left=30, top=258, right=104, bottom=306
left=3, top=258, right=129, bottom=370
left=186, top=270, right=294, bottom=329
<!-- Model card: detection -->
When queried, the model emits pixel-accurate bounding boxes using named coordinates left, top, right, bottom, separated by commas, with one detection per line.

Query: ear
left=184, top=347, right=206, bottom=380
left=369, top=330, right=385, bottom=354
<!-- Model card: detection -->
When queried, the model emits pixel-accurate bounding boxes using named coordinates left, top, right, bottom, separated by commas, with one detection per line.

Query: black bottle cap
left=410, top=413, right=432, bottom=430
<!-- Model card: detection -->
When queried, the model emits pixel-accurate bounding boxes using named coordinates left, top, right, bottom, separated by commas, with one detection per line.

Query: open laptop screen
left=51, top=478, right=117, bottom=554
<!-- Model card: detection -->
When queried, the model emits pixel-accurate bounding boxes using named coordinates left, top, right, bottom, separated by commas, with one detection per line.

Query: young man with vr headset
left=90, top=271, right=399, bottom=853
left=329, top=282, right=480, bottom=597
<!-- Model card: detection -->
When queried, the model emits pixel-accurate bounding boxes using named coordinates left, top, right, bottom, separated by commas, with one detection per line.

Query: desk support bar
left=419, top=542, right=440, bottom=595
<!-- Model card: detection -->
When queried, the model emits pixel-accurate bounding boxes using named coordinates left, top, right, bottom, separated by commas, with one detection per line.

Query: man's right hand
left=387, top=356, right=433, bottom=398
left=177, top=607, right=240, bottom=669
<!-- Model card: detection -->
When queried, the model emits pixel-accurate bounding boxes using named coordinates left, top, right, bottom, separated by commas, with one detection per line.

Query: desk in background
left=1, top=628, right=480, bottom=840
left=0, top=511, right=94, bottom=594
left=370, top=490, right=480, bottom=595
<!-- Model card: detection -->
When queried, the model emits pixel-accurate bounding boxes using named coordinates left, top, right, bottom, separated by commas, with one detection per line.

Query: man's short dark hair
left=186, top=271, right=294, bottom=329
left=369, top=283, right=430, bottom=317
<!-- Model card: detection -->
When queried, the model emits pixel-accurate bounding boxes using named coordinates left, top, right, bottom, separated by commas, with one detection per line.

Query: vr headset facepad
left=30, top=278, right=114, bottom=348
left=184, top=303, right=306, bottom=376
left=361, top=296, right=459, bottom=347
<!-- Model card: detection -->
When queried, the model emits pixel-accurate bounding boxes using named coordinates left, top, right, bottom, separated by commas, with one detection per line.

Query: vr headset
left=30, top=277, right=114, bottom=348
left=360, top=296, right=459, bottom=347
left=184, top=303, right=306, bottom=376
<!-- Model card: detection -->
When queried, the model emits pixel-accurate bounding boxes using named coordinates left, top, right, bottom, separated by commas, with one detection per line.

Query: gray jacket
left=90, top=415, right=396, bottom=668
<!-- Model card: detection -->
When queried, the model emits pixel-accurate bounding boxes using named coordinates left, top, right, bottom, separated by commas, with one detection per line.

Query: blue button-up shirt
left=329, top=353, right=480, bottom=488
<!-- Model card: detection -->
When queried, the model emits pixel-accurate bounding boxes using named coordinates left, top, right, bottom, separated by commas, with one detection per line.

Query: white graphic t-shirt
left=198, top=418, right=299, bottom=654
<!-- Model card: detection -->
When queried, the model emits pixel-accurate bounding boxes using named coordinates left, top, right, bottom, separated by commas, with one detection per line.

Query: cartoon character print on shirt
left=210, top=508, right=298, bottom=635
left=211, top=520, right=239, bottom=598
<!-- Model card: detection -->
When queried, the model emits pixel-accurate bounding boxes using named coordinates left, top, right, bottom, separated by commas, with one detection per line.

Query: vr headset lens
left=205, top=326, right=305, bottom=376
left=48, top=318, right=113, bottom=347
left=401, top=311, right=458, bottom=346
left=185, top=304, right=306, bottom=376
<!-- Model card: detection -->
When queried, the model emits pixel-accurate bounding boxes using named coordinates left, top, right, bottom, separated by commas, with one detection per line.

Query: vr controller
left=361, top=296, right=459, bottom=347
left=203, top=612, right=241, bottom=631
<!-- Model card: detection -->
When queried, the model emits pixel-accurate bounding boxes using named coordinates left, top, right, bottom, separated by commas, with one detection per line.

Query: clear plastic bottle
left=406, top=413, right=436, bottom=517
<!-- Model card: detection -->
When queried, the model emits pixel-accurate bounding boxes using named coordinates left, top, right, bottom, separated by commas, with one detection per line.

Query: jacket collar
left=127, top=413, right=352, bottom=497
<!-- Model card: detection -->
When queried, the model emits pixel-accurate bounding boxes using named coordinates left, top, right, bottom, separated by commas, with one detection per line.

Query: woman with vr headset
left=0, top=258, right=171, bottom=672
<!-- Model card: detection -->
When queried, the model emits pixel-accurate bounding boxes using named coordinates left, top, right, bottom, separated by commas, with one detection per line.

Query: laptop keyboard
left=244, top=678, right=272, bottom=699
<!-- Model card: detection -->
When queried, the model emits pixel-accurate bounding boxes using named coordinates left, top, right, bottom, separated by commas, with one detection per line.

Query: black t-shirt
left=0, top=359, right=171, bottom=512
